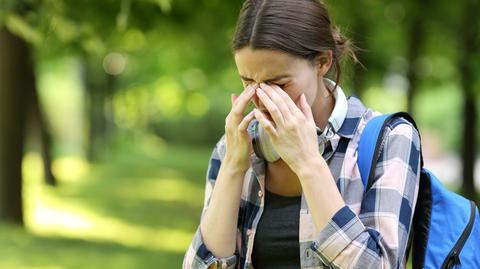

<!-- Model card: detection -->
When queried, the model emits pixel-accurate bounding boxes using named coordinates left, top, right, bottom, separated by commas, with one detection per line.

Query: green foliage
left=19, top=0, right=476, bottom=148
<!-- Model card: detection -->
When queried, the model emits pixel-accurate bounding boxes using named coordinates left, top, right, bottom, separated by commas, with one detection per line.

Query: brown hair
left=231, top=0, right=358, bottom=94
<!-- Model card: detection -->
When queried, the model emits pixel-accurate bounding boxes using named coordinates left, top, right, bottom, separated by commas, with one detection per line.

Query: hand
left=253, top=83, right=321, bottom=172
left=224, top=83, right=258, bottom=171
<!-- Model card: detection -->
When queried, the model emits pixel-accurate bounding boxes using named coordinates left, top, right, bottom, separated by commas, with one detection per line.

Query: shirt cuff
left=309, top=205, right=366, bottom=266
left=207, top=255, right=237, bottom=269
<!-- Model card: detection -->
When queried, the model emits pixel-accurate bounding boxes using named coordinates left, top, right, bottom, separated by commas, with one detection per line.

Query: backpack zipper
left=440, top=200, right=476, bottom=269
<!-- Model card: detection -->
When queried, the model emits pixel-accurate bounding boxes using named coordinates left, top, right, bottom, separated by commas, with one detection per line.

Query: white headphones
left=250, top=78, right=349, bottom=162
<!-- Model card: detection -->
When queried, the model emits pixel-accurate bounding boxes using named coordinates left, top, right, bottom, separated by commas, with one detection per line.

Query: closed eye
left=242, top=78, right=287, bottom=88
left=269, top=82, right=287, bottom=88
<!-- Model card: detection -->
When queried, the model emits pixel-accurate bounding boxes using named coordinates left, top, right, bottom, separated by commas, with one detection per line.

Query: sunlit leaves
left=5, top=13, right=42, bottom=44
left=121, top=28, right=146, bottom=52
left=153, top=77, right=183, bottom=117
left=50, top=15, right=79, bottom=43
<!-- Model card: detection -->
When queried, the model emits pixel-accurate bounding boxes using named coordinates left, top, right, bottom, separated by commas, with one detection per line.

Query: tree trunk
left=0, top=26, right=30, bottom=224
left=350, top=4, right=368, bottom=99
left=461, top=92, right=476, bottom=202
left=459, top=0, right=478, bottom=203
left=104, top=73, right=117, bottom=141
left=25, top=75, right=57, bottom=186
left=83, top=57, right=107, bottom=162
left=405, top=1, right=429, bottom=115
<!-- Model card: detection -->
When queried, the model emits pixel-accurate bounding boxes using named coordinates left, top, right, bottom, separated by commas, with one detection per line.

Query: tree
left=25, top=71, right=57, bottom=186
left=0, top=26, right=31, bottom=224
left=405, top=0, right=431, bottom=115
left=459, top=0, right=479, bottom=203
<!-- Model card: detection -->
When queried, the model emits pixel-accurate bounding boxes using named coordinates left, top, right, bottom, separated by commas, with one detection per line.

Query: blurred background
left=0, top=0, right=479, bottom=268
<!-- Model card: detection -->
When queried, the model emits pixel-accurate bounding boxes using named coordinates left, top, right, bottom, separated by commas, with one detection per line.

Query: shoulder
left=356, top=108, right=422, bottom=166
left=382, top=116, right=421, bottom=149
left=357, top=104, right=421, bottom=148
left=374, top=115, right=422, bottom=173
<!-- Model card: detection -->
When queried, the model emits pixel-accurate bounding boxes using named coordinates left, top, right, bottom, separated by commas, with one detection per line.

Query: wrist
left=223, top=155, right=251, bottom=174
left=294, top=154, right=327, bottom=180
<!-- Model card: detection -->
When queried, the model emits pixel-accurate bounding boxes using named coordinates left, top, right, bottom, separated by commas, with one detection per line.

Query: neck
left=311, top=78, right=335, bottom=131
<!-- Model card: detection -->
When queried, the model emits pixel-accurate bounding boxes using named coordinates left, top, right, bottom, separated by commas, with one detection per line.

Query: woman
left=183, top=0, right=421, bottom=268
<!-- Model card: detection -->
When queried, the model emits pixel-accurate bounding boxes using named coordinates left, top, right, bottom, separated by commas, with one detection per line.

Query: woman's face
left=234, top=47, right=326, bottom=118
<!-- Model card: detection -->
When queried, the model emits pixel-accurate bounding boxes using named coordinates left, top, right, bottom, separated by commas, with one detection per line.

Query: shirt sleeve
left=182, top=135, right=240, bottom=269
left=310, top=117, right=421, bottom=269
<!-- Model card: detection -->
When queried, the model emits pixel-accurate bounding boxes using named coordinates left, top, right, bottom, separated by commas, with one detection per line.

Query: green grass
left=0, top=140, right=212, bottom=269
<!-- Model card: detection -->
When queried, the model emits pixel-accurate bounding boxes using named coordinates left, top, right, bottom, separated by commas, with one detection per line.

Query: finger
left=259, top=83, right=292, bottom=122
left=270, top=84, right=304, bottom=118
left=300, top=93, right=314, bottom=121
left=254, top=108, right=279, bottom=138
left=238, top=110, right=255, bottom=131
left=256, top=88, right=285, bottom=127
left=231, top=93, right=237, bottom=106
left=232, top=85, right=256, bottom=115
left=233, top=84, right=255, bottom=105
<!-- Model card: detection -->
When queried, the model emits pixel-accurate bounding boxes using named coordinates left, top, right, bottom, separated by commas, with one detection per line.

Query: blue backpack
left=358, top=112, right=480, bottom=269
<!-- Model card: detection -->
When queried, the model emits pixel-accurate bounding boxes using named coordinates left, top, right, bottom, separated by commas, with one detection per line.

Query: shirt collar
left=334, top=95, right=367, bottom=139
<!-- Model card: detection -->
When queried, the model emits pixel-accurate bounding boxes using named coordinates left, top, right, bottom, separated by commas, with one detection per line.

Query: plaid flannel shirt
left=183, top=93, right=421, bottom=269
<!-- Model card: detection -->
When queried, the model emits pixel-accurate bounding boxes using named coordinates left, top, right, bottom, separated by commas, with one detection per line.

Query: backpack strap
left=358, top=112, right=424, bottom=191
left=358, top=113, right=391, bottom=190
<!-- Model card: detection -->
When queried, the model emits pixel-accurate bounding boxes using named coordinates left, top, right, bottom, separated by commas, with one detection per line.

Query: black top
left=251, top=188, right=302, bottom=269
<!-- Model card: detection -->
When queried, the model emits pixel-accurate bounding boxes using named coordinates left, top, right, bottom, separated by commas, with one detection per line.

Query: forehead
left=234, top=47, right=308, bottom=80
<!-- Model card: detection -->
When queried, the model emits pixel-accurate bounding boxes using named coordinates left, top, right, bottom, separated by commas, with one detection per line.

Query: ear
left=314, top=50, right=333, bottom=77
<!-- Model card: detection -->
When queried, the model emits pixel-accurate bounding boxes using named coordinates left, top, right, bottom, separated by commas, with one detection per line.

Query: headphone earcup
left=316, top=127, right=328, bottom=156
left=251, top=120, right=280, bottom=162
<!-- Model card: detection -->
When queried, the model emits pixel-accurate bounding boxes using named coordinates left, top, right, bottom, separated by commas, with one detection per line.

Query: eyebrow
left=239, top=75, right=290, bottom=83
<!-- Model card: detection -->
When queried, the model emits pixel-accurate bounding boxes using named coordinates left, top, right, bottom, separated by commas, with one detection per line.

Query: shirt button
left=258, top=190, right=263, bottom=197
left=246, top=229, right=252, bottom=236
